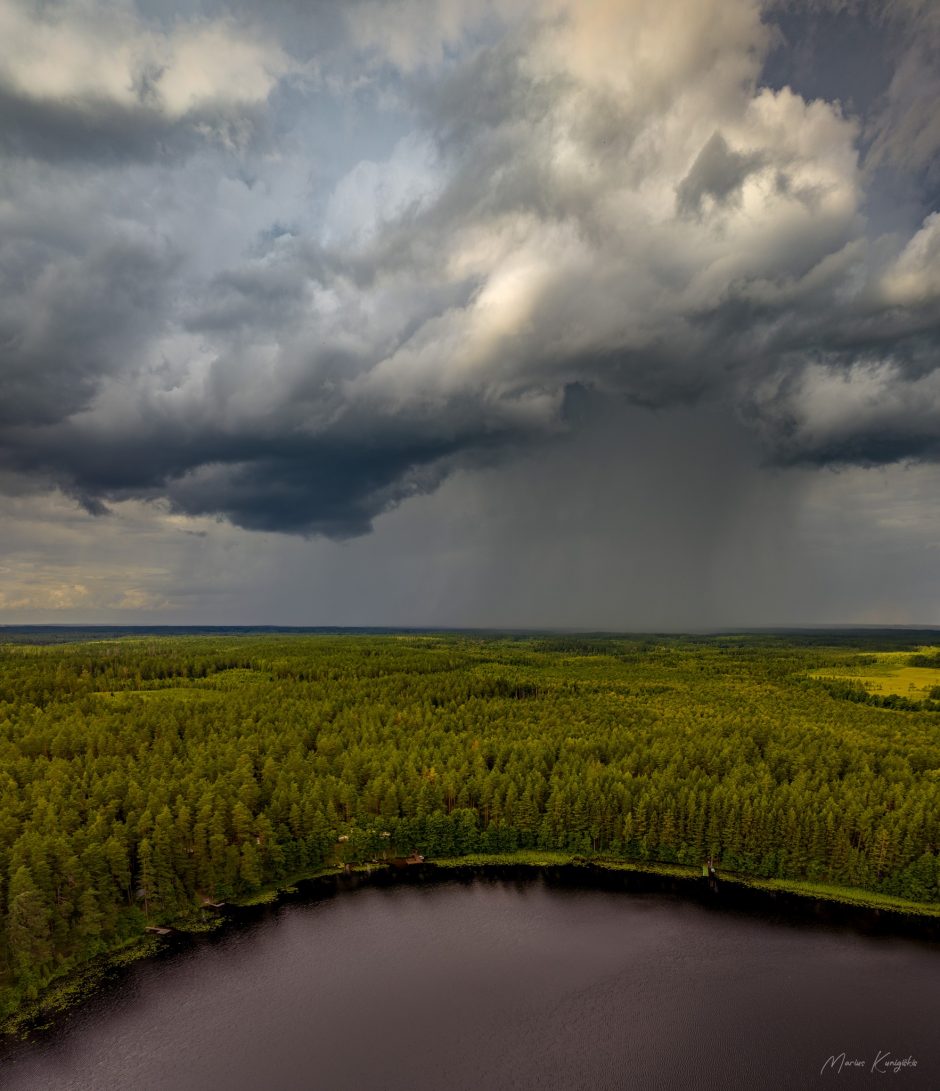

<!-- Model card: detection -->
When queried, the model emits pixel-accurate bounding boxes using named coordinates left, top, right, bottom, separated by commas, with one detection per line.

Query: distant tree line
left=909, top=651, right=940, bottom=668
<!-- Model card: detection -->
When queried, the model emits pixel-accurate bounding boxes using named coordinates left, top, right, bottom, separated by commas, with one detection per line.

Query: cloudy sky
left=1, top=0, right=939, bottom=629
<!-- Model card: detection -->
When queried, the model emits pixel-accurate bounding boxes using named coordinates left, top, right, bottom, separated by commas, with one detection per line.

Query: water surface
left=2, top=875, right=937, bottom=1090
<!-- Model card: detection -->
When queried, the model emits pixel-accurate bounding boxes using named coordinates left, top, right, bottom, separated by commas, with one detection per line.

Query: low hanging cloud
left=0, top=0, right=939, bottom=538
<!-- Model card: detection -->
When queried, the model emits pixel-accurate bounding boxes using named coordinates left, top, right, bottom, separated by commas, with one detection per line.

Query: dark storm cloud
left=1, top=0, right=939, bottom=539
left=0, top=334, right=535, bottom=535
left=0, top=229, right=180, bottom=427
left=162, top=441, right=463, bottom=537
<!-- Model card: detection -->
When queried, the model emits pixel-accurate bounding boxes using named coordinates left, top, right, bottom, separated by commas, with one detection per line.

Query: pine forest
left=2, top=632, right=939, bottom=1016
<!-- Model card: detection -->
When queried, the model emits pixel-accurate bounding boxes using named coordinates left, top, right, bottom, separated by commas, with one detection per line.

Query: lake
left=2, top=872, right=938, bottom=1090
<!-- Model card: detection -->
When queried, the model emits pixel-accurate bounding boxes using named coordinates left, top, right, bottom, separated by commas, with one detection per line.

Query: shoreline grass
left=718, top=873, right=940, bottom=916
left=0, top=935, right=162, bottom=1040
left=427, top=852, right=940, bottom=916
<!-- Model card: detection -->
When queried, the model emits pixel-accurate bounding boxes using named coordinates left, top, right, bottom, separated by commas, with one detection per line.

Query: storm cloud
left=1, top=0, right=939, bottom=544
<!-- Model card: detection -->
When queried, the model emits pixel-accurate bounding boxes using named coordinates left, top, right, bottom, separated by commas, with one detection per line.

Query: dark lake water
left=2, top=874, right=938, bottom=1090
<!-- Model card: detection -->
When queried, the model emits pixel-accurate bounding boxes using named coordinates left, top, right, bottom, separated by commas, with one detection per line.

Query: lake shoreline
left=4, top=853, right=939, bottom=1042
left=6, top=873, right=939, bottom=1091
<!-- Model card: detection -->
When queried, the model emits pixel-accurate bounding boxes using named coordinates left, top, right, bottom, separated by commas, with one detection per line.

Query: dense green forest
left=2, top=632, right=940, bottom=1016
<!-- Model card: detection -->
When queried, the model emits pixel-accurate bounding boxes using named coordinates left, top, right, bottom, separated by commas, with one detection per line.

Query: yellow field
left=810, top=648, right=940, bottom=698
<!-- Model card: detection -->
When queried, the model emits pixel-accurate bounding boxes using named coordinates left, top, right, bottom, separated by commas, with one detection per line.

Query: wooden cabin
left=389, top=852, right=425, bottom=868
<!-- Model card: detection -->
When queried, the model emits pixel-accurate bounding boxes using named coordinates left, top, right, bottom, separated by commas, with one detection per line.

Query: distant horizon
left=3, top=623, right=940, bottom=635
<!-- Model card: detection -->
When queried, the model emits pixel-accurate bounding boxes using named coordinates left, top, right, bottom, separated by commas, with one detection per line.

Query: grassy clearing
left=810, top=648, right=940, bottom=698
left=94, top=670, right=269, bottom=701
left=203, top=668, right=271, bottom=688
